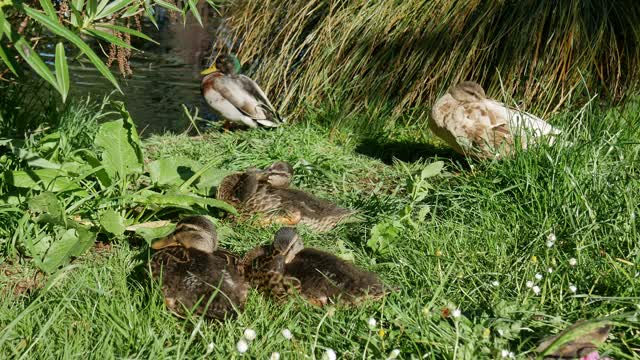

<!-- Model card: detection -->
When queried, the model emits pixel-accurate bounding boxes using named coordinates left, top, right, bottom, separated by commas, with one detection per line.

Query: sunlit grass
left=1, top=97, right=638, bottom=358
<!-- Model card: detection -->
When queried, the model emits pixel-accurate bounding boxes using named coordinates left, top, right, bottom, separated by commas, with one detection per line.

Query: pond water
left=68, top=7, right=223, bottom=136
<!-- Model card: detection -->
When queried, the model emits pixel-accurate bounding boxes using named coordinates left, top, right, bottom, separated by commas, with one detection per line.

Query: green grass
left=0, top=97, right=639, bottom=359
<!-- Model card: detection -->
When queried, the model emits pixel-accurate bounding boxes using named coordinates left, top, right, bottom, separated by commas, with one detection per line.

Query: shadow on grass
left=355, top=137, right=468, bottom=166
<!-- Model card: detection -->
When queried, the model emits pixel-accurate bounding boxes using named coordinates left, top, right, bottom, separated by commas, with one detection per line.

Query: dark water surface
left=69, top=8, right=222, bottom=136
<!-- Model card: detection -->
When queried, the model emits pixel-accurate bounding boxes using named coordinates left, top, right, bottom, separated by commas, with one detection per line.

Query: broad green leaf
left=421, top=161, right=444, bottom=179
left=99, top=209, right=126, bottom=236
left=21, top=3, right=122, bottom=93
left=133, top=223, right=176, bottom=244
left=39, top=0, right=58, bottom=20
left=65, top=220, right=97, bottom=256
left=40, top=228, right=79, bottom=273
left=30, top=234, right=54, bottom=261
left=536, top=320, right=612, bottom=359
left=94, top=119, right=143, bottom=181
left=5, top=169, right=82, bottom=192
left=74, top=149, right=112, bottom=187
left=114, top=101, right=144, bottom=162
left=54, top=43, right=70, bottom=102
left=96, top=0, right=135, bottom=20
left=14, top=147, right=62, bottom=169
left=1, top=18, right=60, bottom=93
left=134, top=192, right=237, bottom=214
left=195, top=167, right=233, bottom=195
left=83, top=28, right=135, bottom=50
left=28, top=192, right=65, bottom=225
left=95, top=23, right=158, bottom=44
left=179, top=158, right=223, bottom=192
left=148, top=157, right=199, bottom=187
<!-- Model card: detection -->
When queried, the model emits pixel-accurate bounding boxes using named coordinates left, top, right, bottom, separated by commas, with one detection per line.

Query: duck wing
left=209, top=76, right=280, bottom=127
left=483, top=99, right=561, bottom=138
left=236, top=75, right=282, bottom=120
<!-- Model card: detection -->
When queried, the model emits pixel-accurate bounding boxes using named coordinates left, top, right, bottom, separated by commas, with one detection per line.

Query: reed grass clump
left=226, top=0, right=640, bottom=125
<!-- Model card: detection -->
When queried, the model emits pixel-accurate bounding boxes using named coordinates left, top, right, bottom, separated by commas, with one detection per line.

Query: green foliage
left=0, top=99, right=235, bottom=272
left=0, top=0, right=217, bottom=100
left=94, top=107, right=144, bottom=182
left=1, top=98, right=637, bottom=357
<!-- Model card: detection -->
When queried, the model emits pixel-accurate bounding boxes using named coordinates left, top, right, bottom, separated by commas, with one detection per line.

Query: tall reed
left=225, top=0, right=640, bottom=125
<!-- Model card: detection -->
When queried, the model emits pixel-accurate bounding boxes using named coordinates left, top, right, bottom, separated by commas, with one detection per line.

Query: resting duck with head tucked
left=149, top=216, right=248, bottom=321
left=242, top=227, right=395, bottom=306
left=429, top=81, right=562, bottom=160
left=217, top=161, right=356, bottom=232
left=201, top=54, right=284, bottom=129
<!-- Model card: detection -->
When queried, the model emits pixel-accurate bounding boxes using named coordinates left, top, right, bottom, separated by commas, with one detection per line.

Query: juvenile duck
left=243, top=227, right=394, bottom=306
left=201, top=54, right=283, bottom=129
left=150, top=216, right=248, bottom=321
left=429, top=81, right=562, bottom=159
left=217, top=161, right=356, bottom=232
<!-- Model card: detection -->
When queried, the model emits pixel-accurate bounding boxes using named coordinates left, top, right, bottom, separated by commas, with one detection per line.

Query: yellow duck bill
left=200, top=64, right=218, bottom=75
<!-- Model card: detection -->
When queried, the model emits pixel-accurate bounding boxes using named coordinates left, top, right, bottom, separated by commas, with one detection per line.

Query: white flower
left=243, top=328, right=256, bottom=341
left=236, top=338, right=249, bottom=353
left=547, top=267, right=553, bottom=273
left=526, top=280, right=534, bottom=288
left=282, top=328, right=293, bottom=340
left=491, top=280, right=500, bottom=287
left=498, top=329, right=504, bottom=336
left=569, top=284, right=577, bottom=293
left=452, top=309, right=461, bottom=318
left=546, top=233, right=556, bottom=247
left=322, top=348, right=337, bottom=360
left=532, top=285, right=541, bottom=295
left=535, top=273, right=543, bottom=280
left=367, top=317, right=377, bottom=329
left=388, top=349, right=401, bottom=359
left=501, top=350, right=510, bottom=358
left=569, top=258, right=577, bottom=266
left=270, top=352, right=281, bottom=360
left=205, top=342, right=215, bottom=354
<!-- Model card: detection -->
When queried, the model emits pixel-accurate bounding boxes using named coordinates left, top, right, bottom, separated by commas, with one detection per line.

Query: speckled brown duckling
left=150, top=216, right=248, bottom=321
left=243, top=227, right=394, bottom=306
left=217, top=161, right=356, bottom=232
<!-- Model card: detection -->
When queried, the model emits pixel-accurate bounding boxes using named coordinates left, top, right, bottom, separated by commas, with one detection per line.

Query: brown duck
left=429, top=81, right=562, bottom=159
left=150, top=216, right=248, bottom=321
left=217, top=161, right=356, bottom=232
left=243, top=227, right=394, bottom=306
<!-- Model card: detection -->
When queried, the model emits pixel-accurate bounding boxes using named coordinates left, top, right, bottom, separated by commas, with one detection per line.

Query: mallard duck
left=429, top=81, right=562, bottom=159
left=243, top=227, right=394, bottom=306
left=150, top=216, right=248, bottom=321
left=217, top=161, right=356, bottom=232
left=201, top=54, right=283, bottom=129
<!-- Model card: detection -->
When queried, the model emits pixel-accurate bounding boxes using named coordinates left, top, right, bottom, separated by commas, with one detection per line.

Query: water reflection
left=69, top=5, right=221, bottom=136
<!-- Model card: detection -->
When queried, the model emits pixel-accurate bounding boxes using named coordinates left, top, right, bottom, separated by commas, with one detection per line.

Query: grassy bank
left=0, top=95, right=638, bottom=358
left=226, top=0, right=640, bottom=127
